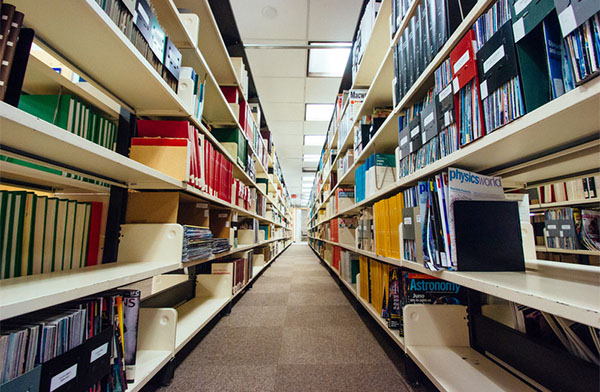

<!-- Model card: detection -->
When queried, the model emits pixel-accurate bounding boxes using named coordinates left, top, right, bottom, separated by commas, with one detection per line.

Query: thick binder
left=554, top=0, right=600, bottom=36
left=446, top=0, right=477, bottom=35
left=420, top=97, right=440, bottom=145
left=408, top=115, right=422, bottom=154
left=0, top=365, right=41, bottom=392
left=510, top=0, right=564, bottom=111
left=453, top=200, right=525, bottom=271
left=450, top=29, right=478, bottom=93
left=477, top=23, right=520, bottom=101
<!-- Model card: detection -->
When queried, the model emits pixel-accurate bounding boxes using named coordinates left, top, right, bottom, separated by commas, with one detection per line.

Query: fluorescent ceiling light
left=302, top=154, right=320, bottom=162
left=305, top=104, right=334, bottom=121
left=308, top=42, right=351, bottom=77
left=304, top=135, right=326, bottom=146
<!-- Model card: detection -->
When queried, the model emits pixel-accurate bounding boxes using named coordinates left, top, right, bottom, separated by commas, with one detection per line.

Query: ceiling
left=230, top=0, right=363, bottom=206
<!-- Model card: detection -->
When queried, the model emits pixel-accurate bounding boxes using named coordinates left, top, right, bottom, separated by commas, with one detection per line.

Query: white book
left=178, top=67, right=196, bottom=115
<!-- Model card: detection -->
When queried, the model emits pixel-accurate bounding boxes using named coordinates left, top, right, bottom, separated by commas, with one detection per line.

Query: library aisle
left=154, top=243, right=420, bottom=392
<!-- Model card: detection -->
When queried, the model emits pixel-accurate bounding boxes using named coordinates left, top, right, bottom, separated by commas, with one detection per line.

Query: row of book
left=392, top=0, right=599, bottom=181
left=0, top=289, right=140, bottom=389
left=357, top=256, right=465, bottom=335
left=0, top=191, right=102, bottom=280
left=132, top=120, right=234, bottom=204
left=527, top=175, right=600, bottom=205
left=355, top=153, right=396, bottom=202
left=0, top=2, right=27, bottom=102
left=211, top=249, right=255, bottom=295
left=19, top=94, right=118, bottom=151
left=351, top=0, right=382, bottom=83
left=536, top=208, right=599, bottom=251
left=94, top=0, right=182, bottom=92
left=354, top=106, right=392, bottom=158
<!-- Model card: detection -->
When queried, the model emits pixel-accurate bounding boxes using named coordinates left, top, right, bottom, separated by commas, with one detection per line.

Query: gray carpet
left=155, top=243, right=418, bottom=392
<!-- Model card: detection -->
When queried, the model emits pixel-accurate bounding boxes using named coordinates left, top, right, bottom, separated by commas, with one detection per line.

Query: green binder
left=510, top=0, right=559, bottom=112
left=212, top=127, right=248, bottom=169
left=21, top=193, right=37, bottom=276
left=9, top=191, right=27, bottom=278
left=18, top=94, right=73, bottom=130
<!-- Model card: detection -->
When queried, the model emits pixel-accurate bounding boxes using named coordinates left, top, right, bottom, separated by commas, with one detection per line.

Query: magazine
left=447, top=168, right=505, bottom=269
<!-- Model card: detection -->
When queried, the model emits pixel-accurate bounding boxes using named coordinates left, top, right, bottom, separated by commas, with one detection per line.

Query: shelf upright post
left=102, top=108, right=135, bottom=263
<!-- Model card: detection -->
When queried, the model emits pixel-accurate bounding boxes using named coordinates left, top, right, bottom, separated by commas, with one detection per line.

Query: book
left=0, top=5, right=22, bottom=101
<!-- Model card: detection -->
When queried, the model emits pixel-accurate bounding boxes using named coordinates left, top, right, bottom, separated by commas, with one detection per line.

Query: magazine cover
left=447, top=167, right=504, bottom=269
left=581, top=209, right=600, bottom=251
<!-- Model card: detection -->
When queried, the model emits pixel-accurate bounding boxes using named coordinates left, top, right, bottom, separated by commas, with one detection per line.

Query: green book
left=32, top=196, right=48, bottom=275
left=1, top=155, right=63, bottom=176
left=18, top=94, right=73, bottom=130
left=9, top=191, right=27, bottom=278
left=21, top=193, right=37, bottom=276
left=1, top=192, right=13, bottom=279
left=54, top=199, right=69, bottom=272
left=42, top=198, right=59, bottom=273
left=63, top=200, right=78, bottom=271
left=80, top=203, right=92, bottom=268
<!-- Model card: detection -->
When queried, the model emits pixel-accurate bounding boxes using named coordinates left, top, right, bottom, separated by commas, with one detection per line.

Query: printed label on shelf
left=50, top=364, right=78, bottom=392
left=547, top=224, right=557, bottom=229
left=90, top=343, right=108, bottom=363
left=404, top=217, right=412, bottom=225
left=400, top=135, right=408, bottom=146
left=514, top=0, right=532, bottom=15
left=411, top=126, right=420, bottom=138
left=440, top=84, right=453, bottom=101
left=561, top=224, right=572, bottom=230
left=424, top=112, right=434, bottom=127
left=483, top=45, right=505, bottom=74
left=452, top=78, right=460, bottom=94
left=480, top=80, right=489, bottom=100
left=513, top=18, right=525, bottom=42
left=453, top=50, right=470, bottom=74
left=558, top=6, right=577, bottom=36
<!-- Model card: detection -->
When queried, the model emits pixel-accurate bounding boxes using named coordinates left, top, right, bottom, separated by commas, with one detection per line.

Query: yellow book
left=359, top=255, right=369, bottom=301
left=389, top=194, right=400, bottom=259
left=381, top=199, right=391, bottom=257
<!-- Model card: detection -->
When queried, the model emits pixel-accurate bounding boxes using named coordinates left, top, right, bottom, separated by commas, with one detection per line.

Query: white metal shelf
left=530, top=197, right=600, bottom=210
left=15, top=0, right=190, bottom=115
left=535, top=246, right=600, bottom=256
left=309, top=238, right=600, bottom=327
left=0, top=260, right=179, bottom=320
left=22, top=55, right=120, bottom=119
left=0, top=101, right=184, bottom=190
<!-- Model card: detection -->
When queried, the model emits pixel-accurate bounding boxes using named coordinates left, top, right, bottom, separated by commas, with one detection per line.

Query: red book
left=86, top=202, right=103, bottom=266
left=137, top=120, right=190, bottom=138
left=194, top=129, right=202, bottom=189
left=187, top=124, right=197, bottom=187
left=220, top=86, right=239, bottom=104
left=131, top=137, right=188, bottom=146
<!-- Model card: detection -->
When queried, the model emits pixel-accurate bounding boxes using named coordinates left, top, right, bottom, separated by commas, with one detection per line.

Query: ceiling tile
left=245, top=47, right=308, bottom=78
left=308, top=0, right=363, bottom=41
left=267, top=120, right=304, bottom=134
left=231, top=0, right=308, bottom=40
left=262, top=102, right=305, bottom=121
left=305, top=77, right=342, bottom=103
left=303, top=121, right=329, bottom=134
left=254, top=77, right=305, bottom=103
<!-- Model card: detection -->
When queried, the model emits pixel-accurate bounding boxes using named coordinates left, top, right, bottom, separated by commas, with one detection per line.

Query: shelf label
left=90, top=343, right=108, bottom=363
left=453, top=50, right=470, bottom=74
left=411, top=126, right=420, bottom=138
left=561, top=224, right=571, bottom=230
left=514, top=0, right=532, bottom=15
left=424, top=112, right=434, bottom=127
left=440, top=84, right=453, bottom=101
left=513, top=18, right=525, bottom=42
left=483, top=45, right=505, bottom=74
left=400, top=135, right=408, bottom=146
left=547, top=224, right=557, bottom=229
left=480, top=80, right=489, bottom=100
left=452, top=77, right=460, bottom=94
left=558, top=6, right=577, bottom=36
left=444, top=111, right=452, bottom=127
left=404, top=217, right=412, bottom=225
left=50, top=364, right=77, bottom=392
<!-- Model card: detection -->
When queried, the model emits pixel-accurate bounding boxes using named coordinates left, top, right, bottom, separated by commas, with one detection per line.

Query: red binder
left=137, top=120, right=190, bottom=138
left=85, top=202, right=103, bottom=266
left=220, top=86, right=239, bottom=104
left=130, top=137, right=188, bottom=146
left=450, top=29, right=485, bottom=147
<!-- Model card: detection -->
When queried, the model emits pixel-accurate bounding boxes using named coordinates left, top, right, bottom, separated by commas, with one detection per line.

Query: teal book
left=18, top=94, right=73, bottom=130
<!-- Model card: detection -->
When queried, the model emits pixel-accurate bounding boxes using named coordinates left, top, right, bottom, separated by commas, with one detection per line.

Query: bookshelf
left=308, top=0, right=600, bottom=389
left=0, top=0, right=293, bottom=389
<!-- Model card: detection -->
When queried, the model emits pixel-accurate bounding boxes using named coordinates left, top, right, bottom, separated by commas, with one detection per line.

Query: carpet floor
left=152, top=243, right=424, bottom=392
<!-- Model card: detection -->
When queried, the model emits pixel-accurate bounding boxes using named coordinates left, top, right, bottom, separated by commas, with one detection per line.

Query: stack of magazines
left=212, top=238, right=232, bottom=254
left=182, top=226, right=213, bottom=262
